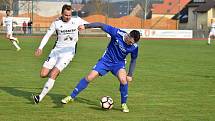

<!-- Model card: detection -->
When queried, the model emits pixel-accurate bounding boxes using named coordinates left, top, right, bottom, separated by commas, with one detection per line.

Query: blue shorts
left=93, top=59, right=125, bottom=76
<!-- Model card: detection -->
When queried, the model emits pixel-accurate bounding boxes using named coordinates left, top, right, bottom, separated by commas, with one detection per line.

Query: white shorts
left=209, top=30, right=215, bottom=36
left=6, top=30, right=13, bottom=36
left=6, top=26, right=13, bottom=35
left=43, top=47, right=75, bottom=72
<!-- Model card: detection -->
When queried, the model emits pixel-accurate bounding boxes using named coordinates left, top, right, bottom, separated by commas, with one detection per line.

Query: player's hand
left=78, top=25, right=85, bottom=31
left=35, top=49, right=42, bottom=57
left=127, top=76, right=133, bottom=82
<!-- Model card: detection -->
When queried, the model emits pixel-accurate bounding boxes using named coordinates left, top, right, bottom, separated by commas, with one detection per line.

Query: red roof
left=152, top=0, right=190, bottom=14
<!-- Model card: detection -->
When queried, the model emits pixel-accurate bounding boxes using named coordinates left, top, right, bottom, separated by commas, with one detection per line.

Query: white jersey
left=40, top=17, right=88, bottom=71
left=38, top=17, right=88, bottom=49
left=4, top=17, right=13, bottom=34
left=211, top=22, right=215, bottom=28
left=210, top=22, right=215, bottom=36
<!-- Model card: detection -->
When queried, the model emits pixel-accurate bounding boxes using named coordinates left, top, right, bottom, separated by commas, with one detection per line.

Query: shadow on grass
left=0, top=86, right=64, bottom=108
left=0, top=86, right=122, bottom=111
left=189, top=74, right=215, bottom=79
left=75, top=97, right=98, bottom=107
left=48, top=93, right=65, bottom=108
left=89, top=106, right=121, bottom=112
left=0, top=86, right=34, bottom=104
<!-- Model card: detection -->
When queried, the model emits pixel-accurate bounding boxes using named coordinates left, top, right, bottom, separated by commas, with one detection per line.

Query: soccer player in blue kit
left=61, top=22, right=140, bottom=113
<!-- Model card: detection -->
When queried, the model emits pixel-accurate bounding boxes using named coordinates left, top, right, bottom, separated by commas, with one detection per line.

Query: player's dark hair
left=129, top=30, right=140, bottom=43
left=61, top=4, right=72, bottom=14
left=6, top=9, right=10, bottom=13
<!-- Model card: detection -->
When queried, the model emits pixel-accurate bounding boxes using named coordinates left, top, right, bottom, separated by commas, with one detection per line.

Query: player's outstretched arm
left=84, top=22, right=107, bottom=29
left=83, top=22, right=117, bottom=36
left=13, top=21, right=18, bottom=25
left=35, top=22, right=56, bottom=56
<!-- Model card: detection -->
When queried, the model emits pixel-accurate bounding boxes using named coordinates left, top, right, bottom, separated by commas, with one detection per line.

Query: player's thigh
left=210, top=35, right=215, bottom=39
left=86, top=70, right=100, bottom=82
left=49, top=67, right=60, bottom=80
left=117, top=69, right=127, bottom=85
left=211, top=35, right=215, bottom=39
left=210, top=31, right=215, bottom=38
left=6, top=33, right=11, bottom=39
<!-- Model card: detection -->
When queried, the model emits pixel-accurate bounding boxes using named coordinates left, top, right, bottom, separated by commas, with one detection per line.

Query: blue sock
left=70, top=78, right=89, bottom=99
left=120, top=83, right=128, bottom=104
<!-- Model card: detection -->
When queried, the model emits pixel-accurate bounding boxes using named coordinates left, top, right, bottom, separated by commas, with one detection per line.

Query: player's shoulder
left=75, top=16, right=81, bottom=19
left=117, top=29, right=126, bottom=37
left=70, top=16, right=81, bottom=22
left=54, top=17, right=63, bottom=23
left=52, top=17, right=64, bottom=27
left=133, top=43, right=138, bottom=48
left=72, top=16, right=88, bottom=24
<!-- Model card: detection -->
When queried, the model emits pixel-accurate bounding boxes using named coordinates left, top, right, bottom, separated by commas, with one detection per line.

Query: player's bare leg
left=7, top=34, right=21, bottom=51
left=208, top=36, right=211, bottom=45
left=86, top=70, right=100, bottom=81
left=40, top=67, right=50, bottom=78
left=117, top=69, right=129, bottom=113
left=33, top=67, right=60, bottom=104
left=61, top=70, right=99, bottom=104
left=33, top=67, right=50, bottom=104
left=208, top=35, right=214, bottom=45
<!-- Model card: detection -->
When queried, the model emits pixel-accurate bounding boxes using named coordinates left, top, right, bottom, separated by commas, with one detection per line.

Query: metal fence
left=0, top=0, right=210, bottom=38
left=0, top=0, right=178, bottom=28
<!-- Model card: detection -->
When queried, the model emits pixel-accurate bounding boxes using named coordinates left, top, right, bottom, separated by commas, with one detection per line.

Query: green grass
left=0, top=36, right=215, bottom=121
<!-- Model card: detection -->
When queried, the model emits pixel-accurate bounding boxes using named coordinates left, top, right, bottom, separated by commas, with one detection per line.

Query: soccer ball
left=100, top=96, right=114, bottom=109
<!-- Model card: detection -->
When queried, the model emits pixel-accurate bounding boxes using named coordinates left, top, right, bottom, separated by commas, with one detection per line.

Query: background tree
left=0, top=0, right=13, bottom=10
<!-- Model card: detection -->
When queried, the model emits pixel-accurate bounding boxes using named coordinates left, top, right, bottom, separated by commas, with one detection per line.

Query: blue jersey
left=101, top=25, right=138, bottom=63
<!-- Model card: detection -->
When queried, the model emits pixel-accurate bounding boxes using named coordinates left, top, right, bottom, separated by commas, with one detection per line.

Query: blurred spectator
left=28, top=21, right=33, bottom=34
left=22, top=21, right=27, bottom=34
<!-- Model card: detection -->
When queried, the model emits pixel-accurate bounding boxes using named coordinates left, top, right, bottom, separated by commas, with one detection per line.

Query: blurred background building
left=0, top=0, right=215, bottom=38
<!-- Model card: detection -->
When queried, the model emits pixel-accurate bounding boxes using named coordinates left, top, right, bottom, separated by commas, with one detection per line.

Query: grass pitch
left=0, top=36, right=215, bottom=121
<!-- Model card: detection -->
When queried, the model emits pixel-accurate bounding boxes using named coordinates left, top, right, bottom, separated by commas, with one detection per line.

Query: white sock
left=39, top=78, right=55, bottom=101
left=208, top=37, right=211, bottom=44
left=12, top=41, right=21, bottom=49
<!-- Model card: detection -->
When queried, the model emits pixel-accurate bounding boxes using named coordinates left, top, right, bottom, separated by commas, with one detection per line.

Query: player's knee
left=40, top=73, right=48, bottom=78
left=49, top=72, right=59, bottom=80
left=86, top=75, right=95, bottom=82
left=86, top=76, right=93, bottom=81
left=119, top=77, right=127, bottom=85
left=86, top=71, right=99, bottom=81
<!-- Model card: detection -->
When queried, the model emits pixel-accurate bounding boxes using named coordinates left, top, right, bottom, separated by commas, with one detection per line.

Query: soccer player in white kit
left=208, top=22, right=215, bottom=45
left=32, top=4, right=88, bottom=104
left=3, top=10, right=21, bottom=51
